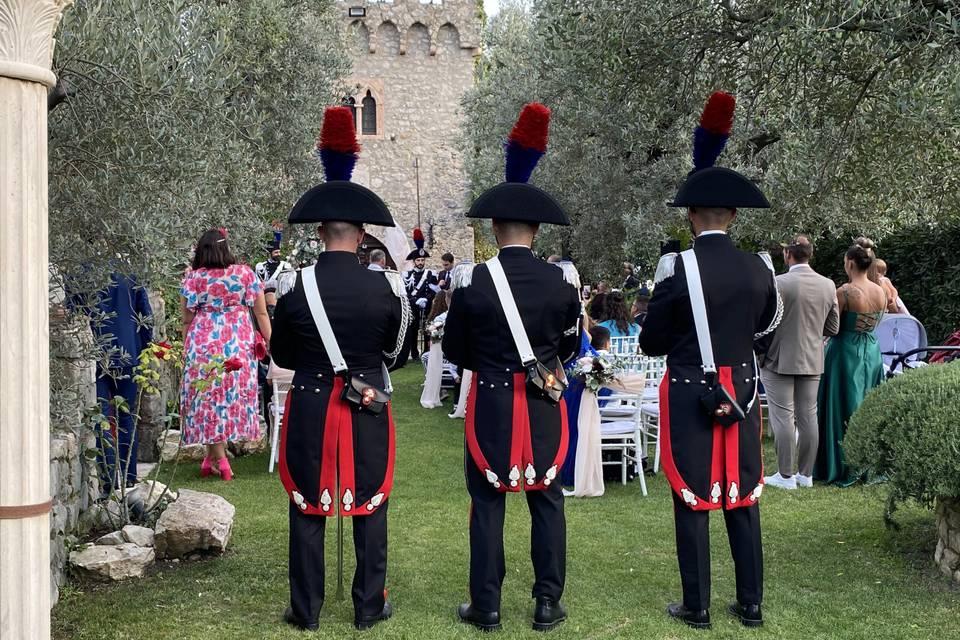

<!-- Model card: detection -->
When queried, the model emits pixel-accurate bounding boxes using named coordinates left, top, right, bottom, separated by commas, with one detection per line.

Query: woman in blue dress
left=597, top=291, right=641, bottom=338
left=560, top=329, right=599, bottom=487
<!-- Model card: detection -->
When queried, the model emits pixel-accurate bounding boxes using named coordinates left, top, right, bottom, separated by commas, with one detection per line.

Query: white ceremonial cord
left=754, top=252, right=784, bottom=340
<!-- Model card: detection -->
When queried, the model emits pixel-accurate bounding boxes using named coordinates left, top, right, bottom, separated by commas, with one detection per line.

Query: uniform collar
left=498, top=245, right=533, bottom=255
left=696, top=230, right=727, bottom=237
left=316, top=251, right=360, bottom=266
left=789, top=263, right=811, bottom=272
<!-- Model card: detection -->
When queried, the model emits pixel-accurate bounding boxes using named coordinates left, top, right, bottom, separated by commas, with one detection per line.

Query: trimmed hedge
left=845, top=360, right=960, bottom=508
left=809, top=223, right=960, bottom=343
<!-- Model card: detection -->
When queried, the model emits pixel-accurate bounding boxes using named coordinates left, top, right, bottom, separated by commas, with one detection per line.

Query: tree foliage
left=464, top=0, right=960, bottom=282
left=48, top=0, right=350, bottom=426
left=49, top=0, right=349, bottom=298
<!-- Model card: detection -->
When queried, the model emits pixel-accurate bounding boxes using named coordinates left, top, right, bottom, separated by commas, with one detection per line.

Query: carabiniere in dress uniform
left=443, top=103, right=582, bottom=633
left=270, top=106, right=410, bottom=632
left=640, top=92, right=782, bottom=631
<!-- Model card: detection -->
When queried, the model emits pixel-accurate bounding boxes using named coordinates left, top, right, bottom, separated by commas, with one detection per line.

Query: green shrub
left=845, top=361, right=960, bottom=509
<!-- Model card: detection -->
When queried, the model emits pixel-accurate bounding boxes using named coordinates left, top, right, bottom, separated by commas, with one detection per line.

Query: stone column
left=0, top=2, right=74, bottom=638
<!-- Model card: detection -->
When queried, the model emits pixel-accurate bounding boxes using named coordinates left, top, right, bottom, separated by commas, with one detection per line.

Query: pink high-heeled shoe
left=200, top=457, right=213, bottom=478
left=217, top=457, right=233, bottom=481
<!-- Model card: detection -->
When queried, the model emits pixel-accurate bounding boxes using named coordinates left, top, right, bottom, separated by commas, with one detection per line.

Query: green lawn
left=54, top=367, right=959, bottom=639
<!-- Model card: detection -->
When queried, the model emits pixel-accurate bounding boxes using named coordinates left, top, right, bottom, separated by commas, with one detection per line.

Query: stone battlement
left=337, top=0, right=481, bottom=53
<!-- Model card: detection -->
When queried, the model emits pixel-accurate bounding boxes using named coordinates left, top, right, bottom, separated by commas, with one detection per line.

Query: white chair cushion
left=601, top=420, right=636, bottom=436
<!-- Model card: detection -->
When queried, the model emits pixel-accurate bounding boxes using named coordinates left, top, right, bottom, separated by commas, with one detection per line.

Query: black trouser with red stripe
left=672, top=493, right=763, bottom=611
left=288, top=501, right=389, bottom=624
left=466, top=459, right=566, bottom=613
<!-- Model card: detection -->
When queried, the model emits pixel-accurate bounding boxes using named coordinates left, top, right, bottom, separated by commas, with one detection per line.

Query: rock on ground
left=124, top=480, right=178, bottom=511
left=157, top=429, right=206, bottom=462
left=228, top=433, right=268, bottom=457
left=69, top=543, right=155, bottom=581
left=122, top=525, right=155, bottom=547
left=154, top=489, right=235, bottom=559
left=95, top=530, right=125, bottom=546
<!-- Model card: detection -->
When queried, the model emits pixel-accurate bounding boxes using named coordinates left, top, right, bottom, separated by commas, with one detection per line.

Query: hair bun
left=855, top=236, right=876, bottom=251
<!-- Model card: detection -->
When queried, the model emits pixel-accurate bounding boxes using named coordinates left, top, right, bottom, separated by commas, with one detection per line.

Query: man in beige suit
left=760, top=236, right=840, bottom=489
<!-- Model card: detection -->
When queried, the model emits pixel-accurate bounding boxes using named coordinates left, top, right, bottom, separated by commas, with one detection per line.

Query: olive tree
left=464, top=0, right=960, bottom=282
left=48, top=0, right=350, bottom=428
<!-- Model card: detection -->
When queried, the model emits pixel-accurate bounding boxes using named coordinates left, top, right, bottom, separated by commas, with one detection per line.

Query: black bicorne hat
left=288, top=107, right=395, bottom=226
left=406, top=248, right=430, bottom=260
left=468, top=183, right=567, bottom=225
left=670, top=92, right=769, bottom=210
left=670, top=167, right=770, bottom=209
left=467, top=103, right=570, bottom=226
left=289, top=181, right=394, bottom=226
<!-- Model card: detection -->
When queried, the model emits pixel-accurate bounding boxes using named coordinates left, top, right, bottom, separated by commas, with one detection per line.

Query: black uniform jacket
left=271, top=251, right=405, bottom=517
left=443, top=247, right=582, bottom=493
left=404, top=267, right=438, bottom=308
left=640, top=233, right=779, bottom=511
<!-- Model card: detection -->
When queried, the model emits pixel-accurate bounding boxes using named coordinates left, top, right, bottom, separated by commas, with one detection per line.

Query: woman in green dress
left=814, top=239, right=887, bottom=486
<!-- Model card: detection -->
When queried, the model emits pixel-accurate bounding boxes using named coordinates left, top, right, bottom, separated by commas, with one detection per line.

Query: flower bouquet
left=426, top=318, right=445, bottom=342
left=572, top=353, right=625, bottom=393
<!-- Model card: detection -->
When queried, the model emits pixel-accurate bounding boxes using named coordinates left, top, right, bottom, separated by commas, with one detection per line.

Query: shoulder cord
left=383, top=292, right=411, bottom=362
left=754, top=253, right=784, bottom=340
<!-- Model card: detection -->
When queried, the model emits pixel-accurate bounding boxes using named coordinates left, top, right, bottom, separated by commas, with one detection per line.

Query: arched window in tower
left=361, top=90, right=377, bottom=135
left=344, top=96, right=358, bottom=131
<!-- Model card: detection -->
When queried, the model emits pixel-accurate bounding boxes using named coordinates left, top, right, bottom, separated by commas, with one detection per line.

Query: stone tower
left=337, top=0, right=480, bottom=267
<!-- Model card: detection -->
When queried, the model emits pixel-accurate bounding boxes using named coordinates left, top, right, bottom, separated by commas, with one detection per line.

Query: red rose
left=153, top=341, right=173, bottom=359
left=224, top=356, right=243, bottom=372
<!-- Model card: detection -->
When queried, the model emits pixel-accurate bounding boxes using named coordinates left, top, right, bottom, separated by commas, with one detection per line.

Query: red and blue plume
left=505, top=102, right=551, bottom=183
left=317, top=106, right=361, bottom=181
left=412, top=227, right=425, bottom=250
left=692, top=91, right=735, bottom=171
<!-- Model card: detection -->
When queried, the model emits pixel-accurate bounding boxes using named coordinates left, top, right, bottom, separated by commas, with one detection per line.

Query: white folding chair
left=599, top=392, right=647, bottom=496
left=608, top=335, right=639, bottom=357
left=641, top=403, right=661, bottom=474
left=268, top=380, right=292, bottom=473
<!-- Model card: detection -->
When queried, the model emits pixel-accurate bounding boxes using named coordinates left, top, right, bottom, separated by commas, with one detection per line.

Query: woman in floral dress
left=180, top=229, right=271, bottom=480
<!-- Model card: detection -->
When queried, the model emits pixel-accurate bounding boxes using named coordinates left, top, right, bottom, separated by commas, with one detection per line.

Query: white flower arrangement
left=573, top=352, right=625, bottom=393
left=427, top=318, right=445, bottom=342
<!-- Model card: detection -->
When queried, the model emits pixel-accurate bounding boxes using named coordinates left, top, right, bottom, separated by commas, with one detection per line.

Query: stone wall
left=935, top=497, right=960, bottom=583
left=49, top=430, right=100, bottom=604
left=47, top=288, right=173, bottom=604
left=337, top=0, right=479, bottom=266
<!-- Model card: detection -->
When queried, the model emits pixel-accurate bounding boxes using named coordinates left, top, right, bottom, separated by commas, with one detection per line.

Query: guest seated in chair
left=590, top=326, right=611, bottom=353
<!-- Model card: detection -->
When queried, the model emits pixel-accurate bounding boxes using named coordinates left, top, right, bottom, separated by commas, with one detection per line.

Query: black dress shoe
left=532, top=596, right=567, bottom=632
left=666, top=602, right=711, bottom=630
left=283, top=607, right=319, bottom=631
left=728, top=602, right=763, bottom=628
left=457, top=603, right=502, bottom=632
left=355, top=601, right=393, bottom=631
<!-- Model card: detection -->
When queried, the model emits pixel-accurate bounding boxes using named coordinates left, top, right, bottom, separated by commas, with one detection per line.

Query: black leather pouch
left=700, top=381, right=745, bottom=427
left=526, top=361, right=567, bottom=405
left=341, top=375, right=391, bottom=414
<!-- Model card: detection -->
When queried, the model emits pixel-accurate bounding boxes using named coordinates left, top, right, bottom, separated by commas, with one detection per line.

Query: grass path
left=54, top=368, right=959, bottom=639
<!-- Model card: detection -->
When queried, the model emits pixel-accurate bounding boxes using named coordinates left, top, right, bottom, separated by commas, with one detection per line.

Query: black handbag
left=526, top=360, right=567, bottom=405
left=341, top=375, right=391, bottom=415
left=699, top=376, right=746, bottom=427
